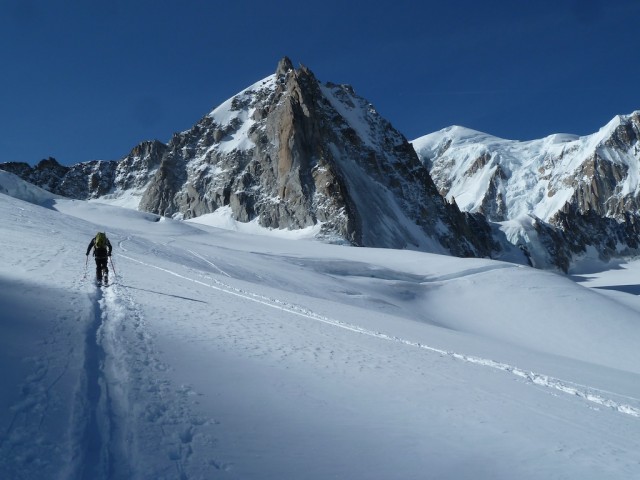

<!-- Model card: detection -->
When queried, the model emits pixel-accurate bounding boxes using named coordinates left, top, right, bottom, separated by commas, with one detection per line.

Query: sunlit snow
left=206, top=75, right=276, bottom=154
left=411, top=111, right=640, bottom=222
left=2, top=171, right=640, bottom=479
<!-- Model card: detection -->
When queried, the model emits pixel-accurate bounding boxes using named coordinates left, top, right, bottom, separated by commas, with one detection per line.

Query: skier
left=86, top=232, right=112, bottom=284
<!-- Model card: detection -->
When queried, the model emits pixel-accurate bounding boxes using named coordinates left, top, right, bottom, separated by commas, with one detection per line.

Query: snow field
left=2, top=179, right=640, bottom=479
left=111, top=250, right=640, bottom=418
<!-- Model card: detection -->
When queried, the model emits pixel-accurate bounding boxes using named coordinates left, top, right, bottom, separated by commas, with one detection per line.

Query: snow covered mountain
left=0, top=58, right=495, bottom=258
left=2, top=170, right=640, bottom=479
left=3, top=58, right=639, bottom=270
left=412, top=111, right=640, bottom=270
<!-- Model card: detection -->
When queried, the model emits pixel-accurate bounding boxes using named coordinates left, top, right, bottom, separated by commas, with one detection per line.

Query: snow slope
left=2, top=174, right=640, bottom=479
left=412, top=126, right=579, bottom=220
left=411, top=112, right=640, bottom=222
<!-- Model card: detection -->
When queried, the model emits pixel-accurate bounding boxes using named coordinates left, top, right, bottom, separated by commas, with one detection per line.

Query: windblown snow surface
left=1, top=171, right=640, bottom=479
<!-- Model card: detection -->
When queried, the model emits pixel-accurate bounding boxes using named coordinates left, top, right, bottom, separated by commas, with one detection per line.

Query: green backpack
left=95, top=232, right=107, bottom=248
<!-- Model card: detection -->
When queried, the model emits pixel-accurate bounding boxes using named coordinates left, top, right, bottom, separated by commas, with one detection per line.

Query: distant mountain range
left=2, top=57, right=639, bottom=271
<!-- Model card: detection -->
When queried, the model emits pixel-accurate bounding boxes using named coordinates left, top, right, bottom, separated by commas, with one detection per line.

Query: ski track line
left=70, top=278, right=170, bottom=480
left=99, top=271, right=225, bottom=479
left=101, top=282, right=188, bottom=480
left=69, top=285, right=114, bottom=480
left=118, top=253, right=640, bottom=420
left=185, top=248, right=232, bottom=277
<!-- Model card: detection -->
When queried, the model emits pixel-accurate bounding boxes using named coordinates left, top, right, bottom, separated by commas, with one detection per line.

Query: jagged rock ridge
left=0, top=140, right=167, bottom=203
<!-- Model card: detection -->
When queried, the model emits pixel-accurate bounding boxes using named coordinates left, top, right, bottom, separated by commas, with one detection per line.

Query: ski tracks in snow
left=68, top=279, right=217, bottom=480
left=120, top=252, right=640, bottom=420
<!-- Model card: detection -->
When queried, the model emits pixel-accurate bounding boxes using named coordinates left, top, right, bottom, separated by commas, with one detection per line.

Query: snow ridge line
left=118, top=253, right=640, bottom=419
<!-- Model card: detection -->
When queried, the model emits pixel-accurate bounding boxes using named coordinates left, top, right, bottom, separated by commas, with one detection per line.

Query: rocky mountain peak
left=602, top=111, right=640, bottom=151
left=276, top=56, right=294, bottom=76
left=1, top=57, right=495, bottom=258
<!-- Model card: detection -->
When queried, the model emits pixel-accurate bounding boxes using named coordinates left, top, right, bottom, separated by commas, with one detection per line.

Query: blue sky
left=2, top=0, right=639, bottom=166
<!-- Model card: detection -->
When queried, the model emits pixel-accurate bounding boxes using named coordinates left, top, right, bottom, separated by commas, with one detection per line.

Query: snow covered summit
left=413, top=111, right=640, bottom=269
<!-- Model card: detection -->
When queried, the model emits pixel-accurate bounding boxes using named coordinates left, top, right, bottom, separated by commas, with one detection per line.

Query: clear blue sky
left=2, top=0, right=639, bottom=166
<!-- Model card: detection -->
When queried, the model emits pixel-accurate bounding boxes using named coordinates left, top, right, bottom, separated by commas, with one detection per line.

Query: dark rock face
left=0, top=157, right=118, bottom=199
left=0, top=140, right=165, bottom=202
left=1, top=158, right=72, bottom=196
left=114, top=140, right=167, bottom=192
left=0, top=58, right=498, bottom=259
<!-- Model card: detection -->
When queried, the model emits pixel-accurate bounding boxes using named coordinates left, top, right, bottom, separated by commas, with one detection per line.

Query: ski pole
left=82, top=255, right=88, bottom=279
left=109, top=256, right=118, bottom=282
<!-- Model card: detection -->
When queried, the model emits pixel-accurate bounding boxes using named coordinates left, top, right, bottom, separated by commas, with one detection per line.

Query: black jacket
left=86, top=237, right=112, bottom=258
